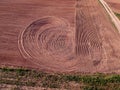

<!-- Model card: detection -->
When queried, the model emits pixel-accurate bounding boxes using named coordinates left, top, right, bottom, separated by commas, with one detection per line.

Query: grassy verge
left=114, top=12, right=120, bottom=20
left=0, top=67, right=120, bottom=90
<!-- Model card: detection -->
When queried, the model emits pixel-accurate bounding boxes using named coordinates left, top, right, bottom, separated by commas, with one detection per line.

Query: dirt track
left=99, top=0, right=120, bottom=33
left=105, top=0, right=120, bottom=13
left=1, top=0, right=120, bottom=73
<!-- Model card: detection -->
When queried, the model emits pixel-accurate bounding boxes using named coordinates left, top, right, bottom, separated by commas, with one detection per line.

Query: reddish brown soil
left=0, top=0, right=120, bottom=73
left=105, top=0, right=120, bottom=13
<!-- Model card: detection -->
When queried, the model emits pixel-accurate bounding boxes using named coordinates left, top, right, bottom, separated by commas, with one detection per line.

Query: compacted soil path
left=99, top=0, right=120, bottom=33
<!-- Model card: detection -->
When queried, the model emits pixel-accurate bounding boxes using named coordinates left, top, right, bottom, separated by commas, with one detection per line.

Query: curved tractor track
left=18, top=17, right=76, bottom=72
left=17, top=0, right=120, bottom=73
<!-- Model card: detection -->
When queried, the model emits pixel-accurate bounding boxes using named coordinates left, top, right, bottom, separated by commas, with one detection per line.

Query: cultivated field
left=0, top=0, right=120, bottom=73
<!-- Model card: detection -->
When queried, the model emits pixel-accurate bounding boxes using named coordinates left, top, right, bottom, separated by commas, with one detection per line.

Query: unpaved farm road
left=99, top=0, right=120, bottom=33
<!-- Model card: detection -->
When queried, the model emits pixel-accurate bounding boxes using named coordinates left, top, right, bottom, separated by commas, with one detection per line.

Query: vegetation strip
left=0, top=67, right=120, bottom=90
left=115, top=12, right=120, bottom=20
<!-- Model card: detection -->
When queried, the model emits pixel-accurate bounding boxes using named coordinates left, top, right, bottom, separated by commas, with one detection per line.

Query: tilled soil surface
left=0, top=0, right=120, bottom=73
